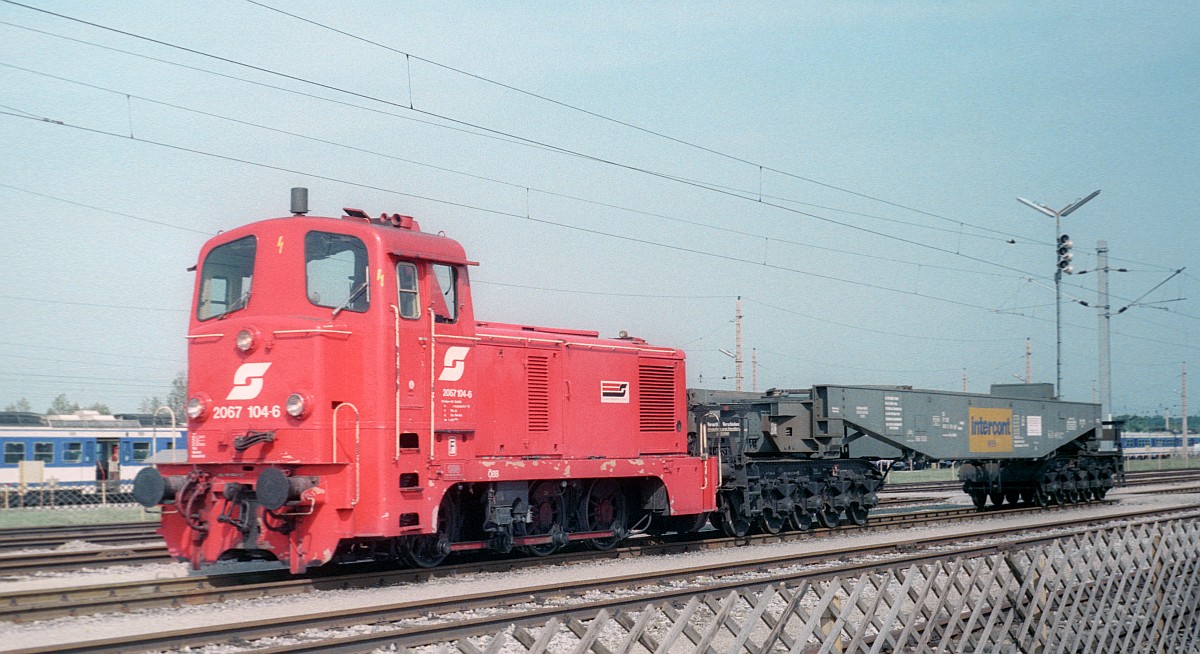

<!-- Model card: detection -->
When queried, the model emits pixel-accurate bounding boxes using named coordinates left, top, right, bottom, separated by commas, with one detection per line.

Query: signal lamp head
left=236, top=328, right=258, bottom=353
left=286, top=392, right=310, bottom=418
left=186, top=395, right=210, bottom=420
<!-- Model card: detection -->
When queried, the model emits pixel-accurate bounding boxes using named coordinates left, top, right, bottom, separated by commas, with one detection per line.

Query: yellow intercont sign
left=969, top=407, right=1014, bottom=453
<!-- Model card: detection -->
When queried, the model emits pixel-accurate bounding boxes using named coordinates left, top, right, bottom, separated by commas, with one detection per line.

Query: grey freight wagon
left=688, top=383, right=1122, bottom=536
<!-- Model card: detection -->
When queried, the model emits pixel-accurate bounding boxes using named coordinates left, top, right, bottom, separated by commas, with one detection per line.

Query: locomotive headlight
left=186, top=394, right=210, bottom=420
left=286, top=392, right=310, bottom=418
left=235, top=328, right=258, bottom=352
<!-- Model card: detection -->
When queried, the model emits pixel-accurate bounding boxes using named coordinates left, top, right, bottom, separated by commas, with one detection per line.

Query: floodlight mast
left=1016, top=190, right=1101, bottom=399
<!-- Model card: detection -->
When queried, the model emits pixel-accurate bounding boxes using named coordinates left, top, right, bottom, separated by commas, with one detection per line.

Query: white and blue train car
left=0, top=411, right=186, bottom=489
left=1120, top=431, right=1200, bottom=459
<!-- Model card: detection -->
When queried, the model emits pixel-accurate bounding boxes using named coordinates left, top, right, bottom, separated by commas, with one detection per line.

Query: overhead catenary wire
left=0, top=5, right=1080, bottom=286
left=0, top=108, right=1041, bottom=317
left=241, top=0, right=1047, bottom=247
left=3, top=109, right=1194, bottom=352
left=1, top=2, right=1194, bottom=408
left=0, top=15, right=1168, bottom=312
left=0, top=61, right=1030, bottom=282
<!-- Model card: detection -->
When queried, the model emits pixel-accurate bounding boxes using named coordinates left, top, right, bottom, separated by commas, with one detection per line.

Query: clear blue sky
left=1, top=1, right=1196, bottom=417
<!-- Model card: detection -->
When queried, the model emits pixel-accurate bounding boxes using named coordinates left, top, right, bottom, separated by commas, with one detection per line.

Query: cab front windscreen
left=197, top=235, right=256, bottom=321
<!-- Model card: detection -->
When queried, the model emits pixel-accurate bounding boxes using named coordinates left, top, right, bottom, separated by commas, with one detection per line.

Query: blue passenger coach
left=0, top=411, right=186, bottom=489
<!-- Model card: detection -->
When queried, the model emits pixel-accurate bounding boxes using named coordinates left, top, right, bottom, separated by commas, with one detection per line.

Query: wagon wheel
left=789, top=489, right=814, bottom=531
left=845, top=502, right=869, bottom=527
left=758, top=489, right=787, bottom=535
left=815, top=494, right=840, bottom=529
left=759, top=510, right=786, bottom=535
left=989, top=491, right=1005, bottom=507
left=716, top=491, right=751, bottom=538
left=403, top=493, right=459, bottom=568
left=790, top=507, right=814, bottom=532
left=970, top=491, right=988, bottom=510
left=1005, top=489, right=1021, bottom=505
left=583, top=480, right=627, bottom=550
left=522, top=481, right=565, bottom=556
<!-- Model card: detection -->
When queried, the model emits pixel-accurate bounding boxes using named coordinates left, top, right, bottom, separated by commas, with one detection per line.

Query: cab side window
left=396, top=262, right=420, bottom=319
left=431, top=264, right=458, bottom=323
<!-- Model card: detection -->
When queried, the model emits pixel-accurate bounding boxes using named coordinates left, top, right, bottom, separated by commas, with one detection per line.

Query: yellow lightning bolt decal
left=376, top=268, right=385, bottom=287
left=277, top=236, right=284, bottom=254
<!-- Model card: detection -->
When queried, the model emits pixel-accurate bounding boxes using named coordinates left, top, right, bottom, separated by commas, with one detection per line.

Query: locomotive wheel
left=1033, top=489, right=1050, bottom=507
left=583, top=480, right=627, bottom=550
left=403, top=494, right=458, bottom=568
left=988, top=491, right=1004, bottom=507
left=970, top=491, right=987, bottom=510
left=522, top=482, right=565, bottom=556
left=846, top=503, right=868, bottom=527
left=1093, top=486, right=1108, bottom=501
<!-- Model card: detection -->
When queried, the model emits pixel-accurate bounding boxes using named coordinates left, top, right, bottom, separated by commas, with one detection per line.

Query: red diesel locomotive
left=135, top=191, right=718, bottom=572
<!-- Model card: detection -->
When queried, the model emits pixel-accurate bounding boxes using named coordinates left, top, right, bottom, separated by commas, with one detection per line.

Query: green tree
left=84, top=402, right=111, bottom=415
left=167, top=371, right=187, bottom=420
left=142, top=372, right=186, bottom=421
left=3, top=398, right=32, bottom=412
left=46, top=394, right=80, bottom=415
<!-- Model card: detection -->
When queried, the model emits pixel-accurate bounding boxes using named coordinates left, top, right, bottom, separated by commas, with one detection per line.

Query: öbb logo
left=438, top=347, right=471, bottom=382
left=227, top=362, right=272, bottom=400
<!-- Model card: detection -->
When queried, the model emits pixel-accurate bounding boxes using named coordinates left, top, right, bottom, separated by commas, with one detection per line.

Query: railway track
left=0, top=499, right=1117, bottom=622
left=11, top=500, right=1199, bottom=654
left=0, top=522, right=159, bottom=553
left=886, top=466, right=1200, bottom=494
left=2, top=466, right=1197, bottom=576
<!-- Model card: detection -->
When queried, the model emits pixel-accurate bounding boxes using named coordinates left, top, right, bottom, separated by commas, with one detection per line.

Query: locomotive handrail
left=272, top=328, right=353, bottom=336
left=332, top=402, right=361, bottom=507
left=479, top=332, right=677, bottom=355
left=152, top=406, right=176, bottom=459
left=393, top=305, right=401, bottom=462
left=184, top=332, right=224, bottom=339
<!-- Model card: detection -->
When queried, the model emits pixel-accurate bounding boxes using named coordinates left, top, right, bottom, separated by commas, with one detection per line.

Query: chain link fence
left=0, top=480, right=138, bottom=510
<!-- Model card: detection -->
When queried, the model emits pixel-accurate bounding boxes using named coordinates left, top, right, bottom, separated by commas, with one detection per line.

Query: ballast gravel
left=0, top=487, right=1196, bottom=653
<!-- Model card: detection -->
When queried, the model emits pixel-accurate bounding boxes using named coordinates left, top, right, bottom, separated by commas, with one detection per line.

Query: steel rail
left=10, top=502, right=1199, bottom=654
left=0, top=500, right=1119, bottom=623
left=2, top=466, right=1194, bottom=575
left=0, top=523, right=160, bottom=552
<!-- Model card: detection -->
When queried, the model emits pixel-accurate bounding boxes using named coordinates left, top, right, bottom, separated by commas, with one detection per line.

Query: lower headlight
left=186, top=396, right=208, bottom=420
left=286, top=392, right=309, bottom=418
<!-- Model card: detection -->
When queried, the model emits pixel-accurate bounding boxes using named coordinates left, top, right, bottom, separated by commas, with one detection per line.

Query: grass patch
left=886, top=467, right=959, bottom=484
left=1124, top=456, right=1200, bottom=472
left=0, top=506, right=157, bottom=529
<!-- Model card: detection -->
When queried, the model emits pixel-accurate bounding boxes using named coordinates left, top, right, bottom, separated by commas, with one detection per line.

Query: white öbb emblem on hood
left=438, top=347, right=471, bottom=382
left=227, top=362, right=272, bottom=400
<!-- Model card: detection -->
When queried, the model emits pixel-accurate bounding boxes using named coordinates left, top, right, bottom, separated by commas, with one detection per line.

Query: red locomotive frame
left=139, top=208, right=717, bottom=572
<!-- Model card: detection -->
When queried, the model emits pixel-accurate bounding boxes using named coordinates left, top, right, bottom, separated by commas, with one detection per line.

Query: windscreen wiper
left=332, top=281, right=368, bottom=318
left=216, top=291, right=250, bottom=320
